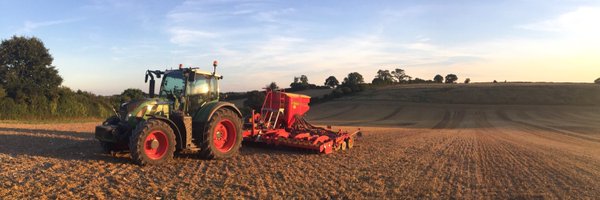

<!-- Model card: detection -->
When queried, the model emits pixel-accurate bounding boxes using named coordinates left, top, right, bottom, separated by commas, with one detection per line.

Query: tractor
left=96, top=61, right=361, bottom=166
left=95, top=61, right=243, bottom=165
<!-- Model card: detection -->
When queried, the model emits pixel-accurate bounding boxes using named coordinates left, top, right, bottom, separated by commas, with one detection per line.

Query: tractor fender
left=193, top=101, right=243, bottom=123
left=146, top=116, right=185, bottom=150
left=192, top=101, right=243, bottom=135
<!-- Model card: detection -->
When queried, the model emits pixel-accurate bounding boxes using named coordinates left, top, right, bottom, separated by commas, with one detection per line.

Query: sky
left=1, top=0, right=599, bottom=95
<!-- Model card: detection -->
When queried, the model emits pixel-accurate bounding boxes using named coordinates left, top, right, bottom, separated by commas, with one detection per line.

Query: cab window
left=159, top=71, right=185, bottom=98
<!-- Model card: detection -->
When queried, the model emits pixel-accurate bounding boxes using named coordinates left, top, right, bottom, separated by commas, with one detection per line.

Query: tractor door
left=159, top=71, right=186, bottom=111
left=186, top=74, right=219, bottom=112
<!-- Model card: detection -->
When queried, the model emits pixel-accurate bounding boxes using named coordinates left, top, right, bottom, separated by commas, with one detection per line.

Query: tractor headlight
left=146, top=105, right=153, bottom=112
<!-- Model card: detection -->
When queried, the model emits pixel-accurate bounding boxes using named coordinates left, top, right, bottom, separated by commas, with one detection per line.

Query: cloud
left=252, top=8, right=295, bottom=22
left=168, top=28, right=218, bottom=45
left=519, top=6, right=600, bottom=37
left=19, top=18, right=83, bottom=33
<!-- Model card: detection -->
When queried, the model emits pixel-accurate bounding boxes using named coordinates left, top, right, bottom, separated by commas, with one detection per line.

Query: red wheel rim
left=144, top=130, right=169, bottom=160
left=213, top=119, right=237, bottom=152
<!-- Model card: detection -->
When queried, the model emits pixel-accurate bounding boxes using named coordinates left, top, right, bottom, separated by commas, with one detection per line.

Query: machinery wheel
left=199, top=108, right=242, bottom=159
left=334, top=142, right=342, bottom=151
left=129, top=120, right=176, bottom=166
left=346, top=137, right=354, bottom=149
left=341, top=141, right=347, bottom=151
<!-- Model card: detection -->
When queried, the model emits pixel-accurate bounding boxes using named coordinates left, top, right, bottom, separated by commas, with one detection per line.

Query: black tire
left=129, top=120, right=176, bottom=166
left=199, top=108, right=243, bottom=159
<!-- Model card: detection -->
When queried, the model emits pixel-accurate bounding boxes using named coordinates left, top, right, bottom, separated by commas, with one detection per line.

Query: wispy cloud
left=252, top=8, right=295, bottom=22
left=168, top=28, right=218, bottom=45
left=19, top=18, right=83, bottom=33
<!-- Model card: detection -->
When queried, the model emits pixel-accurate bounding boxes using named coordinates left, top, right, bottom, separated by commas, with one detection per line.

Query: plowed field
left=2, top=84, right=600, bottom=199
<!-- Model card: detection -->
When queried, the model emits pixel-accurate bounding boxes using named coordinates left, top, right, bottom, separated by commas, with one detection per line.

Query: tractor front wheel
left=129, top=120, right=176, bottom=165
left=199, top=108, right=242, bottom=159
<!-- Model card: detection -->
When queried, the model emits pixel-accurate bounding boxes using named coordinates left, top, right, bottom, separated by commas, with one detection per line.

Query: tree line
left=371, top=68, right=464, bottom=85
left=3, top=35, right=599, bottom=119
left=0, top=36, right=146, bottom=120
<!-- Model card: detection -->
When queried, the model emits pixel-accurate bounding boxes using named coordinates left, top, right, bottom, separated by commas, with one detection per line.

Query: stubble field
left=1, top=83, right=600, bottom=199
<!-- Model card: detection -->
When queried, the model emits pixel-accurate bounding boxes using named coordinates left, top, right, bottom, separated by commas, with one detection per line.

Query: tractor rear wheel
left=199, top=108, right=242, bottom=159
left=129, top=120, right=176, bottom=165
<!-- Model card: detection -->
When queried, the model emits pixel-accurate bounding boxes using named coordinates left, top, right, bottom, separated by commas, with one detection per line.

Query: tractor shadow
left=0, top=127, right=316, bottom=164
left=0, top=127, right=131, bottom=164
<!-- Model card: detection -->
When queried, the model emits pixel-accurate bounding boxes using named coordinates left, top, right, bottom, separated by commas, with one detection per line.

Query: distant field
left=1, top=83, right=599, bottom=199
left=229, top=88, right=333, bottom=108
left=350, top=83, right=600, bottom=105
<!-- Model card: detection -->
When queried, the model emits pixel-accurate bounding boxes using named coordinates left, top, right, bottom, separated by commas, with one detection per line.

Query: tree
left=464, top=78, right=471, bottom=84
left=266, top=82, right=279, bottom=90
left=375, top=69, right=394, bottom=85
left=0, top=36, right=62, bottom=102
left=412, top=78, right=427, bottom=84
left=595, top=77, right=600, bottom=84
left=371, top=78, right=385, bottom=85
left=445, top=74, right=458, bottom=84
left=343, top=72, right=364, bottom=86
left=299, top=75, right=308, bottom=85
left=324, top=76, right=339, bottom=88
left=120, top=88, right=145, bottom=102
left=391, top=68, right=411, bottom=83
left=290, top=75, right=311, bottom=90
left=342, top=72, right=365, bottom=92
left=433, top=74, right=444, bottom=83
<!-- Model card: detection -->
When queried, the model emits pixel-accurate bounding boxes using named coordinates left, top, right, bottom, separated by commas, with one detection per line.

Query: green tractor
left=95, top=61, right=243, bottom=165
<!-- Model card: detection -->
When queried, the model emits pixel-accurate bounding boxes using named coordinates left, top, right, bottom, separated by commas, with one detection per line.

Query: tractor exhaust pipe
left=212, top=60, right=218, bottom=76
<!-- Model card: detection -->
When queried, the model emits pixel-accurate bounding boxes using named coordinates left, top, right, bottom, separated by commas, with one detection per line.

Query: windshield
left=159, top=71, right=185, bottom=98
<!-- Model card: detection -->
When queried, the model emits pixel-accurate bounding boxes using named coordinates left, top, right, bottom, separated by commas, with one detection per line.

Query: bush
left=243, top=90, right=265, bottom=111
left=0, top=86, right=5, bottom=98
left=341, top=87, right=352, bottom=94
left=332, top=88, right=344, bottom=98
left=595, top=77, right=600, bottom=84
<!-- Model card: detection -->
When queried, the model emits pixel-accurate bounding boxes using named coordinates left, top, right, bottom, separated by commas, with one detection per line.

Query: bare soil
left=2, top=84, right=600, bottom=199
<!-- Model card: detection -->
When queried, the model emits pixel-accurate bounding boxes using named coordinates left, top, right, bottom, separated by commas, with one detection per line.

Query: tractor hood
left=120, top=98, right=171, bottom=124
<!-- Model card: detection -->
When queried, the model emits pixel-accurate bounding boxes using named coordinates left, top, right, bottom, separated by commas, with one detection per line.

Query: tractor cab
left=156, top=69, right=220, bottom=113
left=146, top=62, right=222, bottom=114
